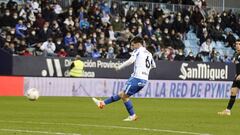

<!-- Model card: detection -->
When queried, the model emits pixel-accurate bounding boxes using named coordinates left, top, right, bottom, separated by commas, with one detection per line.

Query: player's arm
left=116, top=55, right=136, bottom=70
left=115, top=51, right=137, bottom=71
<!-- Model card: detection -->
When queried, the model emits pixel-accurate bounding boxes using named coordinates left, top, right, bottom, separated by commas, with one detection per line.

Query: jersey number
left=145, top=56, right=151, bottom=68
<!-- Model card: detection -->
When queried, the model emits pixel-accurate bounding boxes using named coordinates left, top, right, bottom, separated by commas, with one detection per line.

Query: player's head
left=130, top=36, right=143, bottom=49
left=236, top=39, right=240, bottom=54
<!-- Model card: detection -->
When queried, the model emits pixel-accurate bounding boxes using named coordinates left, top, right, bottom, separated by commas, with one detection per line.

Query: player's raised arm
left=115, top=50, right=138, bottom=71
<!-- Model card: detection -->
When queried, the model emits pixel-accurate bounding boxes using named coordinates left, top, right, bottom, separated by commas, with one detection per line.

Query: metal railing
left=58, top=0, right=240, bottom=14
left=122, top=0, right=240, bottom=13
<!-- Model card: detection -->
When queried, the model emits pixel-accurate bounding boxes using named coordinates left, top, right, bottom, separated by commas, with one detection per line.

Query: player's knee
left=231, top=91, right=237, bottom=96
left=121, top=94, right=129, bottom=101
left=118, top=91, right=124, bottom=98
left=230, top=88, right=238, bottom=96
left=122, top=97, right=129, bottom=102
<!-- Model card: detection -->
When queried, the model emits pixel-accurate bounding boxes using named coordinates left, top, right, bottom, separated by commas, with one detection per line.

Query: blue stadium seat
left=184, top=46, right=199, bottom=56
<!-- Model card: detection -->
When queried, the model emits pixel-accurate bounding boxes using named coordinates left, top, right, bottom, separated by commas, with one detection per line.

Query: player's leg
left=226, top=87, right=239, bottom=110
left=92, top=79, right=132, bottom=109
left=119, top=91, right=137, bottom=121
left=92, top=94, right=121, bottom=109
left=120, top=78, right=146, bottom=121
left=218, top=80, right=239, bottom=115
left=119, top=92, right=135, bottom=116
left=104, top=95, right=121, bottom=105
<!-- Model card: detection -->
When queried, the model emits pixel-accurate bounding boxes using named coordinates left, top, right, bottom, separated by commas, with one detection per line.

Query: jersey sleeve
left=131, top=49, right=140, bottom=60
left=118, top=49, right=139, bottom=70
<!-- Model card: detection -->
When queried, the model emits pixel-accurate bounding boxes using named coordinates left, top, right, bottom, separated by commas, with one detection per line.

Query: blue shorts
left=123, top=77, right=147, bottom=96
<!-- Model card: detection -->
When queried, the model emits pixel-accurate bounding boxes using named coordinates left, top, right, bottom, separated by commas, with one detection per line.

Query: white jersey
left=130, top=47, right=156, bottom=80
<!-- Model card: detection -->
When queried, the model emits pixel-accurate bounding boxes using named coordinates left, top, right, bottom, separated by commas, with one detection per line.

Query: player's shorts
left=123, top=77, right=147, bottom=96
left=232, top=76, right=240, bottom=88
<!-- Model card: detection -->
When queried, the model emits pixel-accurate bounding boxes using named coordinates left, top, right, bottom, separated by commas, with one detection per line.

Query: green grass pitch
left=0, top=97, right=239, bottom=135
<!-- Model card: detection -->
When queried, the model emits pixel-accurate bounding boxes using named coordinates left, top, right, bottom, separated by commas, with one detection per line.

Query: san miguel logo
left=179, top=63, right=228, bottom=80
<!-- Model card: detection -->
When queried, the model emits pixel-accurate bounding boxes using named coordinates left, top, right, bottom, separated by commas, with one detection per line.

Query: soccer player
left=218, top=39, right=240, bottom=116
left=92, top=36, right=156, bottom=121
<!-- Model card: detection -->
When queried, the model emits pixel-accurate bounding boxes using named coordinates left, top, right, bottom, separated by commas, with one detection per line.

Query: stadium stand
left=0, top=0, right=238, bottom=62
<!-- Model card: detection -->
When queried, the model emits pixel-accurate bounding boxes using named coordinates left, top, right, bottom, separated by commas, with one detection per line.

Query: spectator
left=200, top=38, right=214, bottom=56
left=162, top=28, right=172, bottom=47
left=182, top=15, right=190, bottom=33
left=64, top=32, right=77, bottom=47
left=107, top=40, right=115, bottom=59
left=161, top=17, right=172, bottom=31
left=153, top=6, right=163, bottom=19
left=232, top=18, right=240, bottom=36
left=55, top=38, right=63, bottom=50
left=71, top=0, right=81, bottom=15
left=191, top=6, right=204, bottom=30
left=40, top=38, right=56, bottom=56
left=7, top=0, right=17, bottom=10
left=110, top=2, right=120, bottom=17
left=174, top=49, right=185, bottom=61
left=9, top=27, right=16, bottom=37
left=3, top=42, right=14, bottom=54
left=57, top=48, right=67, bottom=57
left=1, top=10, right=11, bottom=26
left=34, top=13, right=45, bottom=29
left=38, top=22, right=52, bottom=42
left=211, top=24, right=225, bottom=42
left=42, top=4, right=57, bottom=22
left=50, top=20, right=62, bottom=37
left=77, top=43, right=85, bottom=57
left=16, top=40, right=30, bottom=56
left=53, top=1, right=63, bottom=15
left=185, top=52, right=195, bottom=61
left=172, top=33, right=185, bottom=49
left=64, top=16, right=74, bottom=31
left=80, top=18, right=90, bottom=30
left=221, top=11, right=231, bottom=28
left=101, top=12, right=110, bottom=24
left=67, top=45, right=77, bottom=57
left=111, top=16, right=124, bottom=31
left=106, top=25, right=116, bottom=40
left=101, top=2, right=110, bottom=15
left=84, top=38, right=94, bottom=57
left=0, top=32, right=6, bottom=48
left=199, top=31, right=209, bottom=45
left=195, top=53, right=203, bottom=61
left=210, top=49, right=221, bottom=62
left=172, top=13, right=184, bottom=33
left=29, top=0, right=41, bottom=13
left=92, top=48, right=101, bottom=58
left=144, top=24, right=154, bottom=37
left=26, top=30, right=38, bottom=45
left=225, top=31, right=236, bottom=49
left=15, top=20, right=27, bottom=38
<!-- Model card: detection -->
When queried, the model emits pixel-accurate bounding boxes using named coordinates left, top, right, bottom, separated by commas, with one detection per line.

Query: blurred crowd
left=0, top=0, right=239, bottom=63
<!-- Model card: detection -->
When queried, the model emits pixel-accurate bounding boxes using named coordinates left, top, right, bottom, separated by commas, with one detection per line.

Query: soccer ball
left=26, top=88, right=39, bottom=101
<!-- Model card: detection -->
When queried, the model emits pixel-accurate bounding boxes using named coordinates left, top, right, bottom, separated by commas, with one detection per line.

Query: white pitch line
left=0, top=128, right=81, bottom=135
left=0, top=120, right=211, bottom=135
